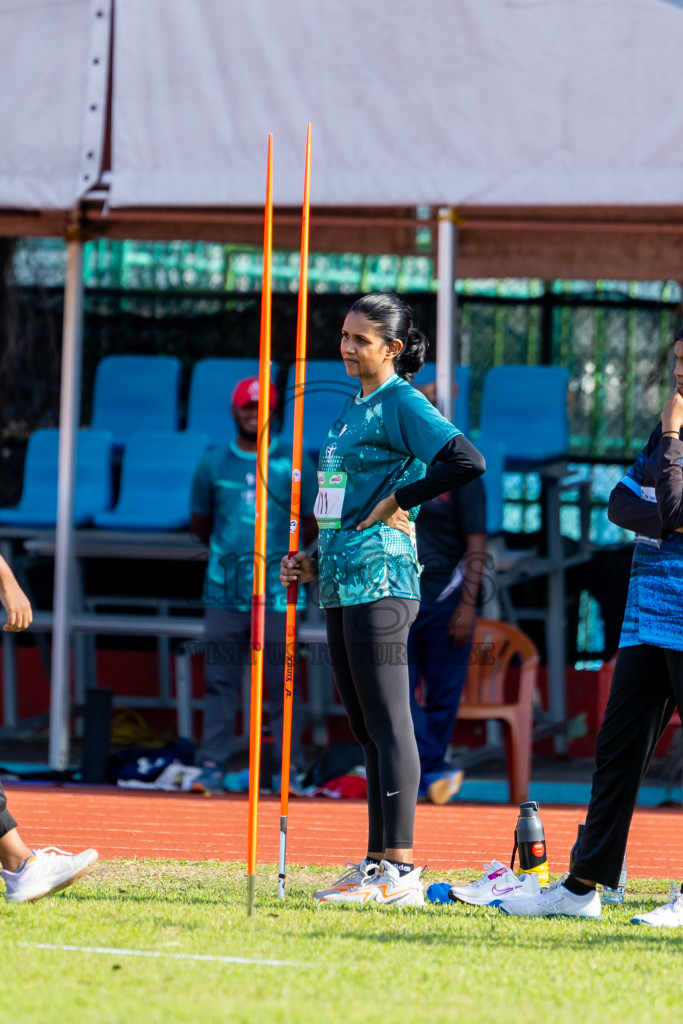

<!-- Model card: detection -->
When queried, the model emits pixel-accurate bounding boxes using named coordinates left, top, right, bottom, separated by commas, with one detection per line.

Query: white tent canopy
left=0, top=0, right=109, bottom=210
left=4, top=0, right=683, bottom=278
left=3, top=0, right=683, bottom=212
left=110, top=0, right=683, bottom=209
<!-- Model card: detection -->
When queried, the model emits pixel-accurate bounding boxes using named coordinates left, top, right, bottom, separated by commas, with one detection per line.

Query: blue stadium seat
left=90, top=355, right=181, bottom=447
left=478, top=366, right=569, bottom=465
left=0, top=429, right=113, bottom=527
left=280, top=360, right=358, bottom=455
left=414, top=363, right=472, bottom=437
left=186, top=357, right=277, bottom=447
left=475, top=439, right=506, bottom=536
left=93, top=432, right=209, bottom=531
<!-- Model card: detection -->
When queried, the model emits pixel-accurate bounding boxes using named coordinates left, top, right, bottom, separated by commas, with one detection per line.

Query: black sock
left=387, top=860, right=414, bottom=876
left=563, top=875, right=595, bottom=896
left=365, top=856, right=382, bottom=867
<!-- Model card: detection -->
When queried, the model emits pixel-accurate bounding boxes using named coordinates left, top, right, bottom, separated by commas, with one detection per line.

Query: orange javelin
left=247, top=132, right=274, bottom=918
left=279, top=123, right=311, bottom=900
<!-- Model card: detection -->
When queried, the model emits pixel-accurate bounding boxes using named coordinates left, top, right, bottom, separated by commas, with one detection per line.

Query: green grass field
left=3, top=861, right=682, bottom=1024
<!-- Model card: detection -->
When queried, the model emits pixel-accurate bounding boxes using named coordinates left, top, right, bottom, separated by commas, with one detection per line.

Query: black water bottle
left=512, top=800, right=549, bottom=888
left=569, top=823, right=585, bottom=873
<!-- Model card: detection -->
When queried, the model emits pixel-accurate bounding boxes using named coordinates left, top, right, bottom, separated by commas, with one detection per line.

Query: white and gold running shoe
left=1, top=846, right=98, bottom=904
left=313, top=858, right=380, bottom=900
left=318, top=859, right=425, bottom=907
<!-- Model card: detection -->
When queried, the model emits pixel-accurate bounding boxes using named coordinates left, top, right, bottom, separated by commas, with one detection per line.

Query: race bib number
left=314, top=471, right=347, bottom=529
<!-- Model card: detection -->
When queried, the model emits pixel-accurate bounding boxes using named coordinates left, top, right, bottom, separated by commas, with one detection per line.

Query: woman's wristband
left=662, top=430, right=681, bottom=437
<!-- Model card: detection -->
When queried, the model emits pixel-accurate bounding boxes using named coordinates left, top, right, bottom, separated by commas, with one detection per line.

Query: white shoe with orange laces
left=313, top=858, right=380, bottom=900
left=318, top=859, right=425, bottom=907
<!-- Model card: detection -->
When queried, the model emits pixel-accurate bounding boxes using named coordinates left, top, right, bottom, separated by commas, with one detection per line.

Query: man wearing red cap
left=190, top=377, right=317, bottom=792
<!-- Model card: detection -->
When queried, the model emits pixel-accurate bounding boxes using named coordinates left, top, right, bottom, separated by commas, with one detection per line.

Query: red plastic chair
left=458, top=619, right=540, bottom=805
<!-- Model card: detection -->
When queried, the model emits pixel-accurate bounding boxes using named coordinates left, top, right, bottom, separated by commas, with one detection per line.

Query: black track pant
left=574, top=643, right=683, bottom=889
left=325, top=597, right=420, bottom=853
left=0, top=782, right=18, bottom=838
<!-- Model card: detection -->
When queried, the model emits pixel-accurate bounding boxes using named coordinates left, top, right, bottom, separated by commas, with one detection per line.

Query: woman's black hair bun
left=395, top=325, right=429, bottom=383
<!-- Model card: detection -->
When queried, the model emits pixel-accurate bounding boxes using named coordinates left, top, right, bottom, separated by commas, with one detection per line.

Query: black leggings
left=574, top=644, right=683, bottom=888
left=0, top=781, right=18, bottom=839
left=325, top=597, right=420, bottom=853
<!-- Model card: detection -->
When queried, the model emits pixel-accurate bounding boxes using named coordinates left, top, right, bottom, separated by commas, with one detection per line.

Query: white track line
left=22, top=943, right=308, bottom=968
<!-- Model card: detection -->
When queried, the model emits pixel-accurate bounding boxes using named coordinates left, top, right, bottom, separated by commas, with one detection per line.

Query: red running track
left=3, top=785, right=682, bottom=878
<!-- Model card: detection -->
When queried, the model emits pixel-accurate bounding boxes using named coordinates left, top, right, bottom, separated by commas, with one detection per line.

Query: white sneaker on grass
left=631, top=883, right=683, bottom=928
left=1, top=846, right=98, bottom=904
left=313, top=858, right=380, bottom=900
left=318, top=859, right=425, bottom=907
left=449, top=860, right=540, bottom=906
left=498, top=880, right=601, bottom=918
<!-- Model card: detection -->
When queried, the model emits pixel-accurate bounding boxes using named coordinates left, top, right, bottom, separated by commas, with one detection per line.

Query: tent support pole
left=49, top=234, right=84, bottom=770
left=436, top=207, right=457, bottom=420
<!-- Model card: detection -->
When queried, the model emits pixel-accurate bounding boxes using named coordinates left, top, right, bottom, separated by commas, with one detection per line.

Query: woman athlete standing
left=281, top=293, right=484, bottom=906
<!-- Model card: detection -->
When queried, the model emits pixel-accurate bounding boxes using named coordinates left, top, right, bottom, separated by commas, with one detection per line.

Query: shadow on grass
left=300, top=906, right=683, bottom=951
left=62, top=890, right=239, bottom=907
left=59, top=883, right=317, bottom=908
left=303, top=925, right=683, bottom=950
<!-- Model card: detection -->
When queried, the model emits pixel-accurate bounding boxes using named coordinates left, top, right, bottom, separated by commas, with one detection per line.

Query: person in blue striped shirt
left=501, top=330, right=683, bottom=925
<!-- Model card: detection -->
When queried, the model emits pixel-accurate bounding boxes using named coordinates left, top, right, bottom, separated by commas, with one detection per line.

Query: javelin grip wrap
left=286, top=550, right=299, bottom=605
left=251, top=594, right=265, bottom=649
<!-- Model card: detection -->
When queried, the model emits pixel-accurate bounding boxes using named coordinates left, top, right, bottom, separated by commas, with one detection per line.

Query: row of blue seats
left=0, top=426, right=510, bottom=538
left=0, top=360, right=569, bottom=536
left=89, top=354, right=473, bottom=448
left=0, top=430, right=209, bottom=532
left=0, top=428, right=507, bottom=536
left=89, top=354, right=569, bottom=461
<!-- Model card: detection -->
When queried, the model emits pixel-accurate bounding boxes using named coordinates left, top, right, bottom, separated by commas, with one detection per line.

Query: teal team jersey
left=190, top=439, right=317, bottom=612
left=316, top=374, right=459, bottom=608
